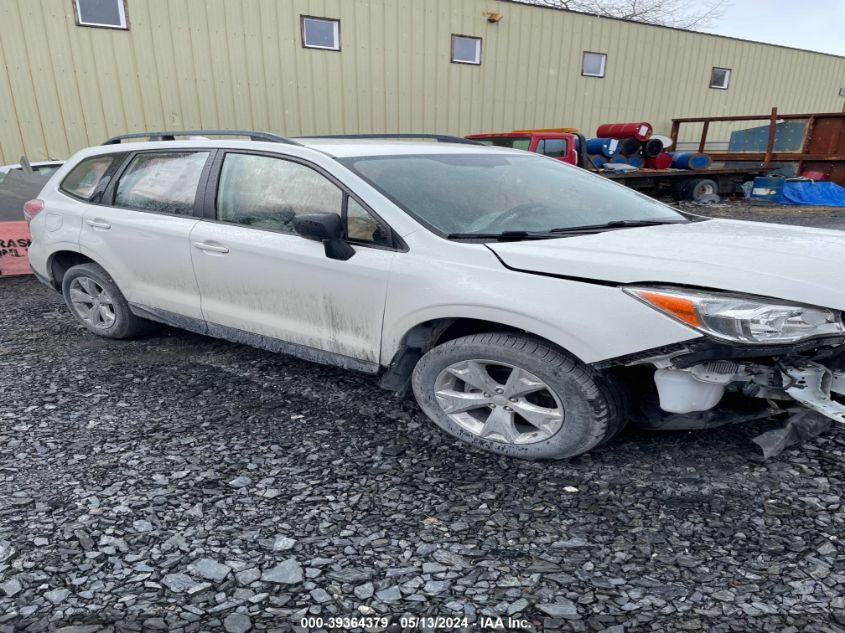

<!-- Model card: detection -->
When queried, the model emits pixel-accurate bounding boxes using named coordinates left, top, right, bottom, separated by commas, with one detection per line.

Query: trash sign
left=0, top=221, right=32, bottom=276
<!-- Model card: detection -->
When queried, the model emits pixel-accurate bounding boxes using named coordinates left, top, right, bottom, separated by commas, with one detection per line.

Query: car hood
left=487, top=219, right=845, bottom=310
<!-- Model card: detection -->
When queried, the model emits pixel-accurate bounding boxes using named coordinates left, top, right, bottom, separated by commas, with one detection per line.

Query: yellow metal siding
left=1, top=0, right=845, bottom=163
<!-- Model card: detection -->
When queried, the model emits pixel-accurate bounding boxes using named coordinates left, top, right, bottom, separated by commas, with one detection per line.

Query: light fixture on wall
left=483, top=12, right=503, bottom=23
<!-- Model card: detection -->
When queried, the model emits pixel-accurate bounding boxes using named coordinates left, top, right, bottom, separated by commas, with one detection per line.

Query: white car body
left=26, top=135, right=845, bottom=458
left=28, top=139, right=702, bottom=366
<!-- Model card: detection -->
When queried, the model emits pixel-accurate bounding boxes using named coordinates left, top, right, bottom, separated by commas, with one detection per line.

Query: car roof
left=73, top=138, right=525, bottom=161
left=295, top=139, right=523, bottom=158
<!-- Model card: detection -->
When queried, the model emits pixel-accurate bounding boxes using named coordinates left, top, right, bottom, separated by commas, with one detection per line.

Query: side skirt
left=128, top=303, right=380, bottom=374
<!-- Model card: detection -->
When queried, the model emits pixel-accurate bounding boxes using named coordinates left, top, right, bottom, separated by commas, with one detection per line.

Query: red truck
left=465, top=129, right=765, bottom=203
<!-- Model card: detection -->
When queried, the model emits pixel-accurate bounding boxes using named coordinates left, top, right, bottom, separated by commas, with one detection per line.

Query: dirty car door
left=80, top=150, right=210, bottom=320
left=189, top=151, right=394, bottom=367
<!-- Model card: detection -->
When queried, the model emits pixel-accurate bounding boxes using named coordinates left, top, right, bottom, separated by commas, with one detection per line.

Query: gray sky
left=702, top=1, right=845, bottom=57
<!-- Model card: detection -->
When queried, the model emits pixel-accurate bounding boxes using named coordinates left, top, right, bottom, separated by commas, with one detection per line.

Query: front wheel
left=412, top=333, right=626, bottom=460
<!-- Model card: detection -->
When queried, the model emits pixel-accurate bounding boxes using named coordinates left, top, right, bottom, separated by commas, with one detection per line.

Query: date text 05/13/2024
left=299, top=615, right=531, bottom=629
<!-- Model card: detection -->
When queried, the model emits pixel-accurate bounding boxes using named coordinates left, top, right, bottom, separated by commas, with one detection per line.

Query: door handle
left=86, top=219, right=111, bottom=230
left=192, top=241, right=229, bottom=254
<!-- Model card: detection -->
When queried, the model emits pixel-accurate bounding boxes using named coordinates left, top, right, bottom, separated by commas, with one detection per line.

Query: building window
left=301, top=16, right=340, bottom=51
left=710, top=67, right=731, bottom=90
left=73, top=0, right=128, bottom=29
left=451, top=35, right=482, bottom=65
left=581, top=52, right=607, bottom=78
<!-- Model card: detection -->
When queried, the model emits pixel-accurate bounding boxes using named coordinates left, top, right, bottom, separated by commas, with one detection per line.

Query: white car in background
left=0, top=161, right=64, bottom=184
left=24, top=131, right=845, bottom=460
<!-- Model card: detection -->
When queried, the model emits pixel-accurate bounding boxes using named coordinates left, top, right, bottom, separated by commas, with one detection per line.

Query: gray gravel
left=2, top=205, right=845, bottom=631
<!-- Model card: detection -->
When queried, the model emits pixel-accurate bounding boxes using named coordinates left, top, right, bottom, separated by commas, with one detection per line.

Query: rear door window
left=61, top=155, right=121, bottom=200
left=114, top=151, right=209, bottom=215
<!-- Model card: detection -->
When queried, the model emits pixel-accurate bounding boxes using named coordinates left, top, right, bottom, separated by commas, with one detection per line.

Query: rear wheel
left=61, top=263, right=153, bottom=339
left=412, top=333, right=626, bottom=460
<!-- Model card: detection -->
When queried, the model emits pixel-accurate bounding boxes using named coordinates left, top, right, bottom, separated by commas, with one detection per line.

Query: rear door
left=188, top=150, right=397, bottom=366
left=79, top=150, right=212, bottom=321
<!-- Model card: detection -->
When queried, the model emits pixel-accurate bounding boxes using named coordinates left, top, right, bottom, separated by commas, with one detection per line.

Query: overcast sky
left=702, top=1, right=845, bottom=57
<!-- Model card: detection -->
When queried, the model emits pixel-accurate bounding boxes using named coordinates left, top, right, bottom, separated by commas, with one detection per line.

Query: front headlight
left=624, top=286, right=845, bottom=345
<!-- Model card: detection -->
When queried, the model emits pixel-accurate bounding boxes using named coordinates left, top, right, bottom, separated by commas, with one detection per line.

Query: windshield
left=342, top=153, right=685, bottom=237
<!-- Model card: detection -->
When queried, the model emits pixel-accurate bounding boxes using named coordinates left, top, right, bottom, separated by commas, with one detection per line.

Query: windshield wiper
left=446, top=230, right=560, bottom=241
left=548, top=219, right=686, bottom=233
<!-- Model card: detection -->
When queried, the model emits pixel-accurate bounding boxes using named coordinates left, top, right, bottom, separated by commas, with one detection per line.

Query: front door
left=189, top=151, right=396, bottom=367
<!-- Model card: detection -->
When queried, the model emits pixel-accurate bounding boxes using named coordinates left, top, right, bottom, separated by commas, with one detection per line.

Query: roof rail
left=299, top=133, right=482, bottom=145
left=101, top=130, right=303, bottom=146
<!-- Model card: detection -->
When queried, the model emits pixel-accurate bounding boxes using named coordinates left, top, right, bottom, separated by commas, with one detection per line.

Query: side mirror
left=293, top=213, right=355, bottom=261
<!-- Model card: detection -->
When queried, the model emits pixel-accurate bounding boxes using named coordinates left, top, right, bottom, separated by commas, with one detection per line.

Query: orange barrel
left=595, top=122, right=653, bottom=141
left=644, top=153, right=673, bottom=169
left=0, top=221, right=32, bottom=276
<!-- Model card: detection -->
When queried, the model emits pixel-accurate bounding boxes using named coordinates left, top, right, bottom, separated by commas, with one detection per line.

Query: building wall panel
left=1, top=0, right=844, bottom=163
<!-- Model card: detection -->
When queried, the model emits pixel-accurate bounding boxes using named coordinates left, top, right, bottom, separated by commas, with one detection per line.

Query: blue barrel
left=749, top=176, right=786, bottom=202
left=670, top=152, right=712, bottom=170
left=589, top=155, right=607, bottom=168
left=609, top=153, right=628, bottom=164
left=626, top=155, right=644, bottom=168
left=585, top=137, right=620, bottom=157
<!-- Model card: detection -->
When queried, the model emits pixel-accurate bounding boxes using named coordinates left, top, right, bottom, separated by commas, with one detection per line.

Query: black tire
left=686, top=178, right=719, bottom=202
left=411, top=333, right=627, bottom=460
left=61, top=263, right=153, bottom=339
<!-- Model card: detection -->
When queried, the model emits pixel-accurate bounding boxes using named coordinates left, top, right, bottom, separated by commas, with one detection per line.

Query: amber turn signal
left=632, top=290, right=702, bottom=328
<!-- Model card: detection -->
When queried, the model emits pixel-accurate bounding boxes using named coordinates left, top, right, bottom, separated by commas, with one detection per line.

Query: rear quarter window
left=61, top=155, right=121, bottom=200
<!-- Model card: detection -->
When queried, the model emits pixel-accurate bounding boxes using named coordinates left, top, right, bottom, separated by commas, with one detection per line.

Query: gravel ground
left=680, top=199, right=845, bottom=230
left=2, top=205, right=845, bottom=632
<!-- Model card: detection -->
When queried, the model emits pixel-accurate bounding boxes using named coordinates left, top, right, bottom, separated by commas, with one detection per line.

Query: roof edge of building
left=499, top=0, right=845, bottom=60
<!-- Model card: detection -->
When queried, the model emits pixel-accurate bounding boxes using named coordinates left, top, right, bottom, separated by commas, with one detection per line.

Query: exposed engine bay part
left=650, top=357, right=845, bottom=428
left=654, top=367, right=729, bottom=414
left=635, top=398, right=789, bottom=431
left=781, top=362, right=845, bottom=423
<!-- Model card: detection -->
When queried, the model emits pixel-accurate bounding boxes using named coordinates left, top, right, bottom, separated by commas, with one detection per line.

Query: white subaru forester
left=26, top=131, right=845, bottom=460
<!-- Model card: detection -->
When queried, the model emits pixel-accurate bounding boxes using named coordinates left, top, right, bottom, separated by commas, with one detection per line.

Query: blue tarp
left=777, top=181, right=845, bottom=207
left=754, top=178, right=845, bottom=206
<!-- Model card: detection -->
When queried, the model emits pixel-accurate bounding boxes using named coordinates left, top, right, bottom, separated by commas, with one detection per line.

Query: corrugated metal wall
left=1, top=0, right=844, bottom=163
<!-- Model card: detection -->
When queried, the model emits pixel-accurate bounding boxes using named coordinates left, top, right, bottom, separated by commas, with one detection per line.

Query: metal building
left=1, top=0, right=844, bottom=164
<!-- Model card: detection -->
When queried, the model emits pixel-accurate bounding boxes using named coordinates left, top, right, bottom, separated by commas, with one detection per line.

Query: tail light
left=23, top=199, right=44, bottom=226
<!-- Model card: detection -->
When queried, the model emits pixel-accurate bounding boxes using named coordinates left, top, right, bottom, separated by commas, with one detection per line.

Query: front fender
left=380, top=257, right=702, bottom=366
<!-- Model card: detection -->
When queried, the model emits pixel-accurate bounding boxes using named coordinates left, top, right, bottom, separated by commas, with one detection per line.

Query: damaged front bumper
left=605, top=337, right=845, bottom=456
left=781, top=362, right=845, bottom=423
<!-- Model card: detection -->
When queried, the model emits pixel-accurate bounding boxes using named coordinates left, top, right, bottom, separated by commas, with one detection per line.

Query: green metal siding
left=1, top=0, right=844, bottom=163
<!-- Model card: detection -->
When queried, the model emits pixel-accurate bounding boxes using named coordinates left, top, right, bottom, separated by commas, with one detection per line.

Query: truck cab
left=465, top=130, right=579, bottom=165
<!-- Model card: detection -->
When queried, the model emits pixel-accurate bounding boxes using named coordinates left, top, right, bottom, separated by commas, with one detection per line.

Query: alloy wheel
left=68, top=276, right=116, bottom=330
left=433, top=359, right=564, bottom=445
